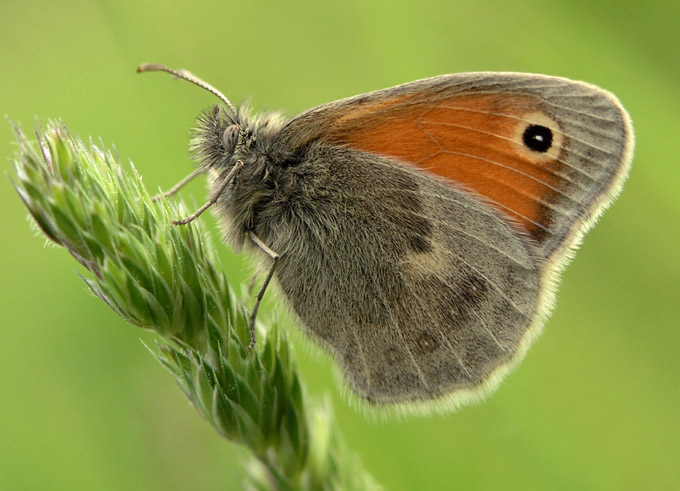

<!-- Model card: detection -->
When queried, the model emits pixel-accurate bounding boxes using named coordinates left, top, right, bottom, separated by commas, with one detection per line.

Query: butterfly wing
left=267, top=143, right=542, bottom=409
left=268, top=73, right=633, bottom=411
left=276, top=72, right=634, bottom=261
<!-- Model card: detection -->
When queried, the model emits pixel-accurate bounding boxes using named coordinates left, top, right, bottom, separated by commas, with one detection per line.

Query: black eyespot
left=222, top=124, right=240, bottom=152
left=522, top=124, right=553, bottom=153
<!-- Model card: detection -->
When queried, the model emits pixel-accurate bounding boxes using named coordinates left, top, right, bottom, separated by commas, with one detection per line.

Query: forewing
left=276, top=73, right=633, bottom=260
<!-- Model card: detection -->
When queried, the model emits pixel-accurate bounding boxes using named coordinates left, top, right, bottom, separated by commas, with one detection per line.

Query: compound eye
left=222, top=124, right=240, bottom=152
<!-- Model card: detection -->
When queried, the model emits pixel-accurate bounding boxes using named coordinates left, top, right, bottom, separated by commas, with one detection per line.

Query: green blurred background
left=1, top=1, right=678, bottom=489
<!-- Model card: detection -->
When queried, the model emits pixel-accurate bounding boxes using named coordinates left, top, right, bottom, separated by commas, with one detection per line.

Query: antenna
left=137, top=63, right=236, bottom=114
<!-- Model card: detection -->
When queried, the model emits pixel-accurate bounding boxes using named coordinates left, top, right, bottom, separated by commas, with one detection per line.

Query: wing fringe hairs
left=10, top=120, right=379, bottom=491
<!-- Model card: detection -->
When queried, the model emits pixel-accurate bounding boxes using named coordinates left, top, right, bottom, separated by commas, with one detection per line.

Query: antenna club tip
left=137, top=63, right=153, bottom=74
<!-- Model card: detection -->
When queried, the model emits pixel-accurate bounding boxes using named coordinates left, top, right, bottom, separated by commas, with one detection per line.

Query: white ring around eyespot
left=512, top=111, right=564, bottom=162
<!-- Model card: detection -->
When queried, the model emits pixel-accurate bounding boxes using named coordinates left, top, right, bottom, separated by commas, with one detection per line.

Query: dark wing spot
left=408, top=234, right=432, bottom=253
left=416, top=331, right=439, bottom=353
left=523, top=124, right=553, bottom=153
left=458, top=273, right=488, bottom=309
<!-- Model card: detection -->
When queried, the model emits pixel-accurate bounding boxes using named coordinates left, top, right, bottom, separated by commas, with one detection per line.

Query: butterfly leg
left=247, top=230, right=280, bottom=350
left=150, top=167, right=205, bottom=202
left=173, top=160, right=244, bottom=225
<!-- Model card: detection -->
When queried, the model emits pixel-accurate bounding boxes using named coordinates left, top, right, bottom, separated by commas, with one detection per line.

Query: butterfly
left=139, top=64, right=633, bottom=414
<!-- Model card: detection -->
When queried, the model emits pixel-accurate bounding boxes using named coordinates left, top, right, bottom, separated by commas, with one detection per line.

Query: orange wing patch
left=326, top=94, right=567, bottom=243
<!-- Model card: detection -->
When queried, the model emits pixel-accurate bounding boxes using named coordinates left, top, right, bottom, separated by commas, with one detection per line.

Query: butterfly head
left=190, top=102, right=291, bottom=248
left=191, top=103, right=286, bottom=175
left=137, top=63, right=290, bottom=243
